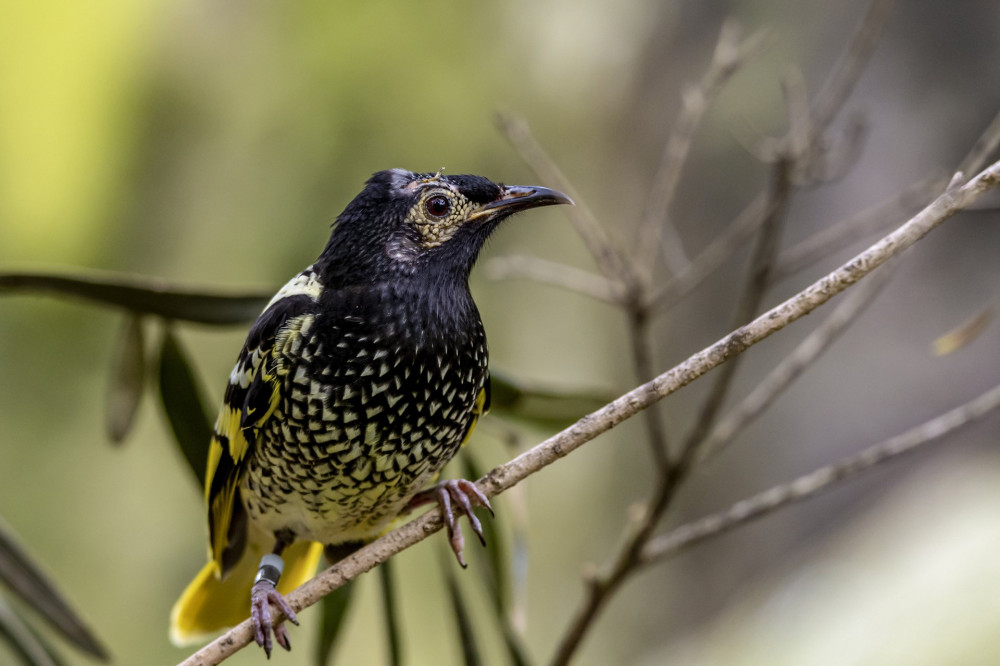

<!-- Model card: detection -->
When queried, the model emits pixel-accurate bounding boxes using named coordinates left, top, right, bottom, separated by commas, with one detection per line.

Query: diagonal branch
left=647, top=192, right=774, bottom=313
left=641, top=380, right=1000, bottom=566
left=635, top=21, right=767, bottom=278
left=546, top=163, right=999, bottom=666
left=675, top=155, right=793, bottom=462
left=771, top=177, right=940, bottom=284
left=484, top=255, right=625, bottom=304
left=697, top=259, right=894, bottom=463
left=179, top=159, right=1000, bottom=666
left=494, top=113, right=636, bottom=294
left=810, top=0, right=898, bottom=132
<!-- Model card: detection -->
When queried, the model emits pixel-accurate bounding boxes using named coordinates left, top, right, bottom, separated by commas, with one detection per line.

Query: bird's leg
left=405, top=479, right=493, bottom=567
left=251, top=533, right=299, bottom=658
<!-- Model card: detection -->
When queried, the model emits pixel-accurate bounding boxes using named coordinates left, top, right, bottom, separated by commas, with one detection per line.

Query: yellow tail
left=170, top=540, right=324, bottom=646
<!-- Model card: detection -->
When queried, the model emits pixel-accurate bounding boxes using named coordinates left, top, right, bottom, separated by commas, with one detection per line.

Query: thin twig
left=635, top=22, right=767, bottom=278
left=179, top=162, right=1000, bottom=666
left=484, top=255, right=624, bottom=304
left=494, top=113, right=637, bottom=293
left=809, top=0, right=898, bottom=131
left=698, top=260, right=894, bottom=463
left=627, top=306, right=671, bottom=471
left=958, top=108, right=1000, bottom=177
left=647, top=192, right=773, bottom=313
left=641, top=381, right=1000, bottom=565
left=771, top=176, right=941, bottom=284
left=677, top=156, right=794, bottom=461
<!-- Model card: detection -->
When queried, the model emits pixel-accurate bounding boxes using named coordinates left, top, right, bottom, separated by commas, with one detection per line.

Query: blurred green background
left=2, top=0, right=1000, bottom=664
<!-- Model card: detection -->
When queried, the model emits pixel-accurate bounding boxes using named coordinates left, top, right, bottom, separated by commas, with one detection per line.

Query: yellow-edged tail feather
left=170, top=540, right=323, bottom=646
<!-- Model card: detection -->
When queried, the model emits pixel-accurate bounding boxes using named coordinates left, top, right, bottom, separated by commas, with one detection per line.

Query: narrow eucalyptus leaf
left=378, top=559, right=402, bottom=666
left=440, top=559, right=482, bottom=666
left=488, top=370, right=612, bottom=429
left=0, top=522, right=108, bottom=660
left=105, top=315, right=145, bottom=444
left=459, top=454, right=507, bottom=614
left=314, top=581, right=354, bottom=666
left=0, top=596, right=61, bottom=666
left=0, top=271, right=269, bottom=325
left=157, top=329, right=213, bottom=487
left=460, top=453, right=532, bottom=666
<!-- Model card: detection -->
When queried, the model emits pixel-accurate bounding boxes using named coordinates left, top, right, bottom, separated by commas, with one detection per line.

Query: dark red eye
left=425, top=195, right=451, bottom=218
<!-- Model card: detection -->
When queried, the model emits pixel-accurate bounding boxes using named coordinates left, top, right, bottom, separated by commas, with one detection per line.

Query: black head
left=316, top=169, right=572, bottom=287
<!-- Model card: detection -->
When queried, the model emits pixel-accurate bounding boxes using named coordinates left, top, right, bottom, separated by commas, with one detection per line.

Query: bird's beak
left=469, top=185, right=574, bottom=221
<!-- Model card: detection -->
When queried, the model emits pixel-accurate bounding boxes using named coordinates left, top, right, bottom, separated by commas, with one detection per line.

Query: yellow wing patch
left=204, top=313, right=314, bottom=575
left=459, top=381, right=490, bottom=449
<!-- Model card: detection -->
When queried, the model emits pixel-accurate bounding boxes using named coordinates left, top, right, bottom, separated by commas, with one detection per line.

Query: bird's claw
left=251, top=579, right=299, bottom=658
left=408, top=479, right=492, bottom=567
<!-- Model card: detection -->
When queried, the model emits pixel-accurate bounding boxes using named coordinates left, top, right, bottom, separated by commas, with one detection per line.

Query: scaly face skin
left=171, top=169, right=571, bottom=655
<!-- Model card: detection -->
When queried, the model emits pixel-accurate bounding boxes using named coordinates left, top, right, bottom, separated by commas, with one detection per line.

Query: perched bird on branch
left=169, top=169, right=571, bottom=655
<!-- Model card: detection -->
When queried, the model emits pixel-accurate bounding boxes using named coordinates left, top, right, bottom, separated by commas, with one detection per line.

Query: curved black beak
left=470, top=185, right=574, bottom=221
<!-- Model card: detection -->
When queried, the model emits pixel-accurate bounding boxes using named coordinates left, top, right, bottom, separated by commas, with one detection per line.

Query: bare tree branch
left=635, top=21, right=767, bottom=277
left=549, top=5, right=903, bottom=656
left=676, top=156, right=793, bottom=461
left=494, top=113, right=637, bottom=293
left=771, top=177, right=940, bottom=284
left=627, top=306, right=672, bottom=471
left=809, top=0, right=897, bottom=131
left=958, top=108, right=1000, bottom=176
left=484, top=254, right=624, bottom=304
left=648, top=192, right=774, bottom=313
left=697, top=260, right=894, bottom=463
left=546, top=161, right=999, bottom=666
left=641, top=381, right=1000, bottom=566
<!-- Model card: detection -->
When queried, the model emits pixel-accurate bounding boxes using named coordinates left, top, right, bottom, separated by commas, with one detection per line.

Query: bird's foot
left=407, top=479, right=493, bottom=567
left=251, top=554, right=299, bottom=658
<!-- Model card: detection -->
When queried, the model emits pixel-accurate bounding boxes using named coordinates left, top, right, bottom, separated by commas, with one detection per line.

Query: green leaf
left=314, top=581, right=355, bottom=666
left=0, top=271, right=269, bottom=325
left=459, top=454, right=506, bottom=614
left=0, top=520, right=108, bottom=660
left=459, top=454, right=532, bottom=666
left=488, top=370, right=612, bottom=429
left=378, top=559, right=402, bottom=666
left=440, top=558, right=482, bottom=666
left=0, top=596, right=62, bottom=666
left=105, top=315, right=145, bottom=444
left=157, top=328, right=213, bottom=486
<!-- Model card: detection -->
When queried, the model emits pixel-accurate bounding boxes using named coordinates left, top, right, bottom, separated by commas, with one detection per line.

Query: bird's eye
left=425, top=195, right=451, bottom=218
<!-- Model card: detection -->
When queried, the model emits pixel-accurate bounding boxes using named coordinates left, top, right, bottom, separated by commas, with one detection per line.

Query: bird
left=169, top=168, right=572, bottom=656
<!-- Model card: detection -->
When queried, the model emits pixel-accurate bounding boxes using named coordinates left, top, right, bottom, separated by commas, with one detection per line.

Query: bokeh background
left=2, top=0, right=1000, bottom=664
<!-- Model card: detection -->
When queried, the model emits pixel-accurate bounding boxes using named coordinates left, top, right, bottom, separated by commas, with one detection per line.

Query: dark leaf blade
left=0, top=271, right=269, bottom=325
left=157, top=328, right=214, bottom=487
left=378, top=560, right=402, bottom=666
left=314, top=581, right=355, bottom=666
left=440, top=558, right=482, bottom=666
left=459, top=454, right=506, bottom=614
left=0, top=522, right=108, bottom=660
left=0, top=596, right=61, bottom=666
left=105, top=315, right=145, bottom=444
left=460, top=454, right=532, bottom=666
left=488, top=370, right=612, bottom=429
